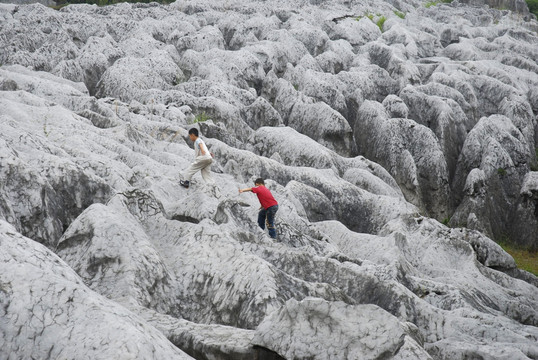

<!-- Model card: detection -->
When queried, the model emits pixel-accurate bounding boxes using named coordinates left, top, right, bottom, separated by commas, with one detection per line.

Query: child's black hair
left=254, top=178, right=265, bottom=185
left=188, top=128, right=199, bottom=136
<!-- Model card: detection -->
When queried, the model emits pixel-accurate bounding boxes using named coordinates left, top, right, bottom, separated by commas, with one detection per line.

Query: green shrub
left=376, top=16, right=387, bottom=31
left=527, top=0, right=538, bottom=17
left=425, top=1, right=438, bottom=8
left=193, top=112, right=209, bottom=124
left=394, top=10, right=406, bottom=19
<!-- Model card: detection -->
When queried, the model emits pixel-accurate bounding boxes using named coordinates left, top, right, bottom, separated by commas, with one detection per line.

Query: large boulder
left=354, top=100, right=450, bottom=220
left=253, top=298, right=431, bottom=360
left=451, top=115, right=537, bottom=248
left=0, top=220, right=194, bottom=360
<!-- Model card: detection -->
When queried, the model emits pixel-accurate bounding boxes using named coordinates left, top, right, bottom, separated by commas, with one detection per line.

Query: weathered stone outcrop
left=0, top=0, right=537, bottom=359
left=0, top=221, right=194, bottom=360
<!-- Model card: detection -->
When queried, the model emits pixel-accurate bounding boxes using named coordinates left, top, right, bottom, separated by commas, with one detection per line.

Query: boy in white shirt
left=180, top=128, right=214, bottom=189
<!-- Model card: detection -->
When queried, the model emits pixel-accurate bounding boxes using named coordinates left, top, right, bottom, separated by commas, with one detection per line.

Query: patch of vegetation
left=394, top=10, right=406, bottom=19
left=193, top=112, right=209, bottom=124
left=441, top=217, right=450, bottom=226
left=499, top=240, right=538, bottom=276
left=424, top=1, right=438, bottom=8
left=497, top=167, right=507, bottom=176
left=50, top=0, right=172, bottom=9
left=355, top=12, right=384, bottom=27
left=527, top=0, right=538, bottom=17
left=376, top=16, right=387, bottom=31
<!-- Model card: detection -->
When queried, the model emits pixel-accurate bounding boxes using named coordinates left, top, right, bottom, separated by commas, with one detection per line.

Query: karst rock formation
left=0, top=0, right=537, bottom=359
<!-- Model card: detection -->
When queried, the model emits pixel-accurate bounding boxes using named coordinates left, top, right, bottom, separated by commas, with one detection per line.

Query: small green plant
left=366, top=13, right=374, bottom=21
left=376, top=16, right=387, bottom=31
left=424, top=1, right=438, bottom=8
left=441, top=218, right=450, bottom=226
left=394, top=10, right=406, bottom=19
left=293, top=84, right=299, bottom=91
left=354, top=15, right=363, bottom=21
left=497, top=167, right=507, bottom=176
left=499, top=237, right=538, bottom=276
left=193, top=112, right=209, bottom=123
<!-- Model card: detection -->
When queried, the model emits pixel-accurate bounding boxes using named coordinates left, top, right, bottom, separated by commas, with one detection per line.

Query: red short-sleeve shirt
left=252, top=186, right=278, bottom=209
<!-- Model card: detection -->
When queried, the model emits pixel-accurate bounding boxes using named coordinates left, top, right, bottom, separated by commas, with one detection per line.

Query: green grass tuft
left=394, top=10, right=406, bottom=19
left=376, top=16, right=387, bottom=31
left=424, top=1, right=438, bottom=8
left=193, top=112, right=209, bottom=124
left=499, top=241, right=538, bottom=276
left=497, top=167, right=507, bottom=176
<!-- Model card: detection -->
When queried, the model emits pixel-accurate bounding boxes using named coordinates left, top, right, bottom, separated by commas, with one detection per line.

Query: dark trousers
left=258, top=205, right=278, bottom=238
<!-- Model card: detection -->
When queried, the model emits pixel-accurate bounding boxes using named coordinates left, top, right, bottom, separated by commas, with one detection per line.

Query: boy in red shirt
left=239, top=178, right=279, bottom=239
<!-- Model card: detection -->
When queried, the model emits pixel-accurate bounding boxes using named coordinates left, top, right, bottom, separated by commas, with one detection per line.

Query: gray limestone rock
left=451, top=114, right=536, bottom=248
left=354, top=100, right=450, bottom=220
left=127, top=304, right=257, bottom=360
left=459, top=0, right=531, bottom=15
left=383, top=94, right=409, bottom=119
left=1, top=0, right=538, bottom=358
left=253, top=298, right=432, bottom=360
left=0, top=220, right=194, bottom=360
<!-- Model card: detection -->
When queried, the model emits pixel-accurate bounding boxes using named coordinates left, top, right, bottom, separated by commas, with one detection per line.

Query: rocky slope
left=0, top=0, right=537, bottom=359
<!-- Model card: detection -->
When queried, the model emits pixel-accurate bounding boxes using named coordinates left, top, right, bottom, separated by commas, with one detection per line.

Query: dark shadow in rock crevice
left=170, top=214, right=200, bottom=224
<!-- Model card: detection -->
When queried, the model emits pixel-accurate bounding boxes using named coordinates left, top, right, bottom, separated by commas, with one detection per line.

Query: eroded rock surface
left=1, top=0, right=537, bottom=359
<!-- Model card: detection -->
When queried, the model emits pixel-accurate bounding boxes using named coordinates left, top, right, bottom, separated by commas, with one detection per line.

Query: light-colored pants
left=184, top=157, right=214, bottom=183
